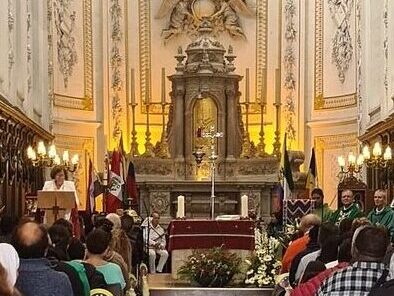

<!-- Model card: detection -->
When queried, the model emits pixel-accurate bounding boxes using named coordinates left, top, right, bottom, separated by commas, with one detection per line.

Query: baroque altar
left=132, top=21, right=278, bottom=222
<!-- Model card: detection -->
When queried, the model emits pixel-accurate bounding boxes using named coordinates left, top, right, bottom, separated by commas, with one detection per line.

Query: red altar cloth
left=168, top=219, right=255, bottom=251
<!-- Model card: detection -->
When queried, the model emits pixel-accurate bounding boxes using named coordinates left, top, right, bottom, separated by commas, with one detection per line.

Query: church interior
left=1, top=0, right=394, bottom=295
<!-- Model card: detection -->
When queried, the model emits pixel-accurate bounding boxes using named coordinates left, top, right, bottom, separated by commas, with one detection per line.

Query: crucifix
left=193, top=126, right=223, bottom=220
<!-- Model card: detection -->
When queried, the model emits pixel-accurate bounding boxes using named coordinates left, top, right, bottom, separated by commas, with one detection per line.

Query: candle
left=275, top=68, right=281, bottom=105
left=177, top=195, right=185, bottom=218
left=245, top=68, right=250, bottom=103
left=161, top=67, right=166, bottom=104
left=130, top=68, right=135, bottom=105
left=241, top=195, right=248, bottom=218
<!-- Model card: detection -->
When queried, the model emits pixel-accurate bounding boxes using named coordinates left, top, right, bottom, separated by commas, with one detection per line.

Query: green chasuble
left=329, top=203, right=362, bottom=225
left=311, top=204, right=333, bottom=222
left=367, top=206, right=394, bottom=241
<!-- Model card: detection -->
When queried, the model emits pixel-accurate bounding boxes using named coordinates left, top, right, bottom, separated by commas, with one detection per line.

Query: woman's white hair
left=106, top=213, right=121, bottom=229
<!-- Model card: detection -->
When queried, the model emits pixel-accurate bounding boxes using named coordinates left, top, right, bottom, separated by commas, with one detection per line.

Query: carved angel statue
left=156, top=0, right=254, bottom=42
left=156, top=0, right=198, bottom=42
left=211, top=0, right=253, bottom=38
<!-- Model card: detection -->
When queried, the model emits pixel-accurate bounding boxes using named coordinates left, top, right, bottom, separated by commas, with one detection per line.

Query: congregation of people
left=278, top=188, right=394, bottom=295
left=0, top=208, right=167, bottom=296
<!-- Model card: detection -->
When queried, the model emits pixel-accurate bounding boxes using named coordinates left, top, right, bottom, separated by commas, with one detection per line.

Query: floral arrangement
left=178, top=247, right=241, bottom=287
left=244, top=228, right=282, bottom=287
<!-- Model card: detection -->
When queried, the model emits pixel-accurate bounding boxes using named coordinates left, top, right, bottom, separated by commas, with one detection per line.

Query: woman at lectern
left=42, top=165, right=80, bottom=221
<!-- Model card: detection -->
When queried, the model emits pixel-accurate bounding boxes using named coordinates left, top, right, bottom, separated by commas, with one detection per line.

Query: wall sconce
left=337, top=151, right=364, bottom=181
left=361, top=142, right=392, bottom=168
left=27, top=141, right=79, bottom=172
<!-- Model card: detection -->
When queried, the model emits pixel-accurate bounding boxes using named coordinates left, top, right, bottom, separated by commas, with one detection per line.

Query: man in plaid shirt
left=317, top=226, right=390, bottom=295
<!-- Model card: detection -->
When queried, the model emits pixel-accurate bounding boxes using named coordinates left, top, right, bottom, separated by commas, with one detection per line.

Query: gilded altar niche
left=133, top=22, right=278, bottom=220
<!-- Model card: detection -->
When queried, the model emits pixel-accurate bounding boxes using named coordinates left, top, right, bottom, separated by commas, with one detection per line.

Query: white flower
left=262, top=278, right=271, bottom=285
left=245, top=259, right=252, bottom=265
left=246, top=269, right=254, bottom=275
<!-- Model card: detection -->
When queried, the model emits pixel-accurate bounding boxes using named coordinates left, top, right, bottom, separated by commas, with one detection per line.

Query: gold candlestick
left=143, top=103, right=154, bottom=157
left=257, top=69, right=266, bottom=157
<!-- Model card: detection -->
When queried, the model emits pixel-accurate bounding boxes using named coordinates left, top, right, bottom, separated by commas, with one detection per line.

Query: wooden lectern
left=37, top=191, right=75, bottom=225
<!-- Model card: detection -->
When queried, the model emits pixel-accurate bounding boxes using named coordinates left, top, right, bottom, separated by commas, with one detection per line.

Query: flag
left=306, top=148, right=317, bottom=190
left=280, top=134, right=294, bottom=199
left=105, top=150, right=124, bottom=213
left=126, top=160, right=138, bottom=210
left=86, top=158, right=94, bottom=215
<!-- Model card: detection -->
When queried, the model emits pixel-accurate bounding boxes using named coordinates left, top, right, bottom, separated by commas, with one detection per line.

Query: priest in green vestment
left=310, top=188, right=333, bottom=222
left=367, top=189, right=394, bottom=241
left=329, top=189, right=363, bottom=225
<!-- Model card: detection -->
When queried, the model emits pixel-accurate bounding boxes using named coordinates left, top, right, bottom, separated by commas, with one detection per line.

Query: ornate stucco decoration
left=54, top=0, right=78, bottom=88
left=383, top=0, right=389, bottom=100
left=328, top=0, right=354, bottom=83
left=8, top=0, right=15, bottom=91
left=356, top=0, right=362, bottom=133
left=110, top=0, right=123, bottom=141
left=26, top=0, right=32, bottom=97
left=283, top=0, right=297, bottom=143
left=155, top=0, right=254, bottom=43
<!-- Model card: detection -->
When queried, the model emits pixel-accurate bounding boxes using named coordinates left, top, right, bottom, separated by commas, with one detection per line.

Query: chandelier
left=337, top=142, right=392, bottom=181
left=26, top=141, right=79, bottom=172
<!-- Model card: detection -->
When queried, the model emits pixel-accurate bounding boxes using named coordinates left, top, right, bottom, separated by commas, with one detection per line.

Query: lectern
left=37, top=191, right=75, bottom=225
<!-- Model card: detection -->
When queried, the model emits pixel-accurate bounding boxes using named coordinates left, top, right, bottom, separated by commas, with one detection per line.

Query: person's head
left=151, top=212, right=160, bottom=228
left=300, top=261, right=326, bottom=284
left=0, top=263, right=13, bottom=296
left=48, top=224, right=71, bottom=249
left=339, top=217, right=353, bottom=238
left=53, top=218, right=73, bottom=236
left=94, top=218, right=114, bottom=233
left=374, top=189, right=387, bottom=209
left=68, top=241, right=86, bottom=260
left=307, top=225, right=320, bottom=246
left=311, top=188, right=324, bottom=208
left=121, top=214, right=134, bottom=232
left=351, top=217, right=371, bottom=233
left=338, top=238, right=352, bottom=263
left=317, top=234, right=340, bottom=264
left=50, top=165, right=66, bottom=185
left=352, top=225, right=389, bottom=262
left=0, top=244, right=19, bottom=287
left=106, top=213, right=121, bottom=230
left=299, top=214, right=321, bottom=233
left=11, top=221, right=49, bottom=259
left=341, top=190, right=354, bottom=207
left=318, top=222, right=339, bottom=246
left=86, top=229, right=111, bottom=257
left=0, top=216, right=18, bottom=236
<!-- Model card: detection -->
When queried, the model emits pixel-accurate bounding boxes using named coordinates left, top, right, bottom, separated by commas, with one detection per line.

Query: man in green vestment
left=367, top=189, right=394, bottom=241
left=310, top=188, right=332, bottom=222
left=329, top=189, right=363, bottom=225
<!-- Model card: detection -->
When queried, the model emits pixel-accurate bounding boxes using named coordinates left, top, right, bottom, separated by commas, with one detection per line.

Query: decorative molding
left=314, top=0, right=357, bottom=110
left=53, top=0, right=93, bottom=111
left=8, top=0, right=15, bottom=92
left=138, top=0, right=151, bottom=107
left=150, top=192, right=170, bottom=215
left=47, top=0, right=55, bottom=131
left=327, top=0, right=354, bottom=83
left=283, top=0, right=297, bottom=142
left=255, top=0, right=268, bottom=103
left=26, top=0, right=32, bottom=98
left=383, top=0, right=389, bottom=101
left=356, top=0, right=362, bottom=133
left=53, top=0, right=78, bottom=89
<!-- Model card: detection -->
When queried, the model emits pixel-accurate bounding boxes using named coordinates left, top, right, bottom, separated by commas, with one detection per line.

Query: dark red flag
left=126, top=161, right=138, bottom=209
left=105, top=150, right=123, bottom=213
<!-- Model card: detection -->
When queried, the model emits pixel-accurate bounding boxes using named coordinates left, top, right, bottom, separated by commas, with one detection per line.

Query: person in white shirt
left=142, top=212, right=168, bottom=273
left=42, top=165, right=80, bottom=220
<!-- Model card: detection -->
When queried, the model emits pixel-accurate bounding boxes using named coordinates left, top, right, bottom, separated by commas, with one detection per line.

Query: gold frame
left=314, top=0, right=357, bottom=110
left=53, top=0, right=94, bottom=111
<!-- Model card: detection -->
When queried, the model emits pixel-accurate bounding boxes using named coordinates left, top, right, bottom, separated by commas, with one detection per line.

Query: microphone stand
left=142, top=199, right=151, bottom=270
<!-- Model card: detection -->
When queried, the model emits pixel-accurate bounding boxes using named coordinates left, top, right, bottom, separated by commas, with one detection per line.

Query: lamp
left=361, top=142, right=392, bottom=168
left=337, top=151, right=363, bottom=181
left=27, top=142, right=79, bottom=172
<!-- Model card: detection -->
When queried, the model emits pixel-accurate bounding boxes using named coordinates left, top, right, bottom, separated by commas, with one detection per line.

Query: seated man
left=11, top=221, right=73, bottom=296
left=329, top=189, right=363, bottom=225
left=143, top=212, right=168, bottom=273
left=367, top=189, right=394, bottom=241
left=317, top=225, right=390, bottom=295
left=310, top=188, right=332, bottom=222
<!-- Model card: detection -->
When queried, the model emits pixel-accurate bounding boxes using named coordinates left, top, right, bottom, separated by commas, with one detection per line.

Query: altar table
left=167, top=220, right=255, bottom=279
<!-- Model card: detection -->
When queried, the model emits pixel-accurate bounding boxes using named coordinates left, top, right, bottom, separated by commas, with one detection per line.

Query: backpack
left=369, top=269, right=394, bottom=296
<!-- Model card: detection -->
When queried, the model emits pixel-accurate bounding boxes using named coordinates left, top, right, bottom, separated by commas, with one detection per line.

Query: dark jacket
left=15, top=258, right=73, bottom=296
